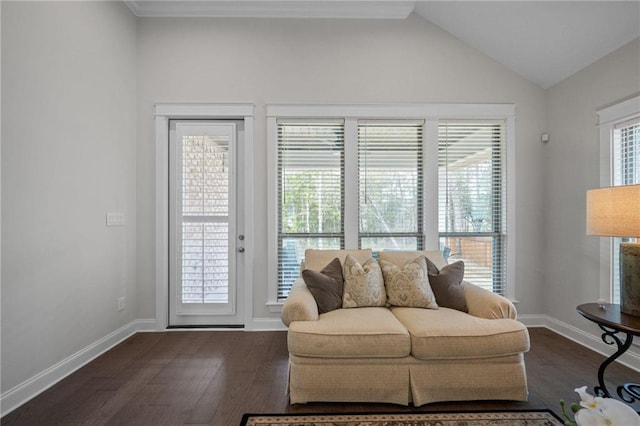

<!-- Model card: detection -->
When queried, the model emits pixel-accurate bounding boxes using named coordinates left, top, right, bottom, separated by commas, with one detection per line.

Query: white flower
left=574, top=408, right=609, bottom=426
left=573, top=386, right=640, bottom=426
left=575, top=386, right=607, bottom=411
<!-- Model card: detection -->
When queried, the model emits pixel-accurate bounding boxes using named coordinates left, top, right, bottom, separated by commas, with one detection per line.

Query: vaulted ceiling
left=124, top=1, right=640, bottom=89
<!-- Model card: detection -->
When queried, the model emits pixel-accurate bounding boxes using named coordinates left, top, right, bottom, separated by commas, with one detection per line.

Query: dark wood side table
left=577, top=303, right=640, bottom=406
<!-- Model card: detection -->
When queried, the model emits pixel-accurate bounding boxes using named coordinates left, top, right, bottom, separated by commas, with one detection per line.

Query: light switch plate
left=106, top=212, right=125, bottom=227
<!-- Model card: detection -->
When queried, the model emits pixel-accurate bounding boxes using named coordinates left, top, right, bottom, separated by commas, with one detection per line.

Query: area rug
left=240, top=410, right=564, bottom=426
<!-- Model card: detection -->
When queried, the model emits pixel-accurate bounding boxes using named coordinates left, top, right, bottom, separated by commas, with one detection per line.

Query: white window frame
left=266, top=103, right=516, bottom=311
left=155, top=103, right=255, bottom=330
left=596, top=95, right=640, bottom=302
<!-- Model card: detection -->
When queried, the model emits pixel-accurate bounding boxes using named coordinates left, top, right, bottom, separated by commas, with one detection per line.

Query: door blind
left=181, top=134, right=230, bottom=303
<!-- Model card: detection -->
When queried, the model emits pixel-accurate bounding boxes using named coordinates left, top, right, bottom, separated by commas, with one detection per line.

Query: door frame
left=155, top=103, right=255, bottom=330
left=169, top=121, right=240, bottom=325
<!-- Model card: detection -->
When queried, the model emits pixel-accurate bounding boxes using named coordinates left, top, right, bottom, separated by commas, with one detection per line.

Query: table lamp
left=586, top=184, right=640, bottom=317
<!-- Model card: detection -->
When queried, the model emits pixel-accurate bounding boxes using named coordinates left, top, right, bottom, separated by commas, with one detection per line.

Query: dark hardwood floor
left=3, top=327, right=639, bottom=425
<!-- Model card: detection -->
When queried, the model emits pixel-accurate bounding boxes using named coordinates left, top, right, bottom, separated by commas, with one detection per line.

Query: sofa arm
left=281, top=278, right=319, bottom=327
left=462, top=281, right=517, bottom=320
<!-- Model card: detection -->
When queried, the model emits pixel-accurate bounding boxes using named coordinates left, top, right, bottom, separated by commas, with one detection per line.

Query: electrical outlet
left=106, top=212, right=125, bottom=227
left=117, top=297, right=125, bottom=312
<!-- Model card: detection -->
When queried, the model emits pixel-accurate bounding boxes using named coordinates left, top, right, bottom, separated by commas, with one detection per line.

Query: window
left=276, top=120, right=344, bottom=298
left=612, top=118, right=640, bottom=302
left=438, top=121, right=506, bottom=293
left=267, top=104, right=515, bottom=306
left=358, top=121, right=424, bottom=250
left=597, top=95, right=640, bottom=303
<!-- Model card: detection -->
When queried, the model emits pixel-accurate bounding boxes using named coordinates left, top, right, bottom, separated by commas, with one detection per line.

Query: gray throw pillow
left=425, top=258, right=468, bottom=313
left=302, top=257, right=344, bottom=314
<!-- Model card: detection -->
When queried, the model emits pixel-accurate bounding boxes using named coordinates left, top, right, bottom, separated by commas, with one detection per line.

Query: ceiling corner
left=123, top=0, right=141, bottom=17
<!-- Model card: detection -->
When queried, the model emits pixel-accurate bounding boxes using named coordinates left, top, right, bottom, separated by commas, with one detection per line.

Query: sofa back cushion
left=304, top=248, right=373, bottom=272
left=377, top=250, right=447, bottom=270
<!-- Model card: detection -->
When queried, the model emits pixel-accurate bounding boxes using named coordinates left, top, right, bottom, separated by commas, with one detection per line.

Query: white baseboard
left=135, top=318, right=161, bottom=332
left=518, top=314, right=640, bottom=372
left=248, top=317, right=287, bottom=331
left=0, top=319, right=157, bottom=418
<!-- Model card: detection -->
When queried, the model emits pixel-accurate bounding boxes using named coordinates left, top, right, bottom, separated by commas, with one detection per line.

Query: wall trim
left=266, top=103, right=516, bottom=119
left=154, top=103, right=255, bottom=331
left=265, top=103, right=517, bottom=307
left=597, top=95, right=640, bottom=127
left=124, top=1, right=415, bottom=19
left=249, top=318, right=287, bottom=332
left=519, top=314, right=640, bottom=372
left=0, top=319, right=156, bottom=418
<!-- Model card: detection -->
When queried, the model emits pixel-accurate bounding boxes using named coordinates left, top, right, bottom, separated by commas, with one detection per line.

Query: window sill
left=267, top=301, right=283, bottom=313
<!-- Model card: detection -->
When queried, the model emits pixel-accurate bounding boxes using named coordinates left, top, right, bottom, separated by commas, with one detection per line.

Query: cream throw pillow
left=379, top=256, right=438, bottom=309
left=342, top=254, right=386, bottom=308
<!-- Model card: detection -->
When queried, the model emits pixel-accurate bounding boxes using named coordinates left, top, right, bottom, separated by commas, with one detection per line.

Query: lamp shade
left=586, top=184, right=640, bottom=237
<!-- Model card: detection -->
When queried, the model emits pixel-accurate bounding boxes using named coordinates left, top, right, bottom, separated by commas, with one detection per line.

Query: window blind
left=613, top=118, right=640, bottom=186
left=612, top=118, right=640, bottom=303
left=358, top=121, right=424, bottom=251
left=277, top=120, right=345, bottom=298
left=438, top=121, right=506, bottom=294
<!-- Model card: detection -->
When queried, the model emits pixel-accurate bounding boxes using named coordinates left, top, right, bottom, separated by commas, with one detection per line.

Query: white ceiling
left=124, top=0, right=640, bottom=89
left=414, top=2, right=640, bottom=88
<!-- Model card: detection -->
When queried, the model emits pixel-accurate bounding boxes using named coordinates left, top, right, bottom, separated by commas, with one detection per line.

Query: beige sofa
left=281, top=249, right=530, bottom=406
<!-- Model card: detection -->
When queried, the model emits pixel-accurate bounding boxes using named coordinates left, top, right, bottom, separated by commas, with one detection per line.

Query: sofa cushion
left=391, top=307, right=530, bottom=360
left=304, top=248, right=373, bottom=272
left=302, top=258, right=344, bottom=314
left=377, top=250, right=448, bottom=270
left=287, top=307, right=411, bottom=358
left=426, top=259, right=467, bottom=313
left=342, top=255, right=386, bottom=308
left=379, top=256, right=438, bottom=309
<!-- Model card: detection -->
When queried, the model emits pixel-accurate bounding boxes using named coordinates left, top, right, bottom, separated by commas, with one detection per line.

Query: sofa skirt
left=287, top=354, right=527, bottom=406
left=409, top=354, right=528, bottom=405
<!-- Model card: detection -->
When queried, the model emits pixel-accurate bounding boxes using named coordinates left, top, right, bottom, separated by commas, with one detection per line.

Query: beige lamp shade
left=586, top=184, right=640, bottom=237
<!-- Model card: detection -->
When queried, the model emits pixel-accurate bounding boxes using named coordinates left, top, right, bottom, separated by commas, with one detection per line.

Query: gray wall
left=545, top=39, right=640, bottom=331
left=136, top=14, right=548, bottom=321
left=8, top=2, right=637, bottom=408
left=1, top=1, right=138, bottom=393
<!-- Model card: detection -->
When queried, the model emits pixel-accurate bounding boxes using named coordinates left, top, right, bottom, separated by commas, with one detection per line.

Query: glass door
left=169, top=121, right=244, bottom=326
